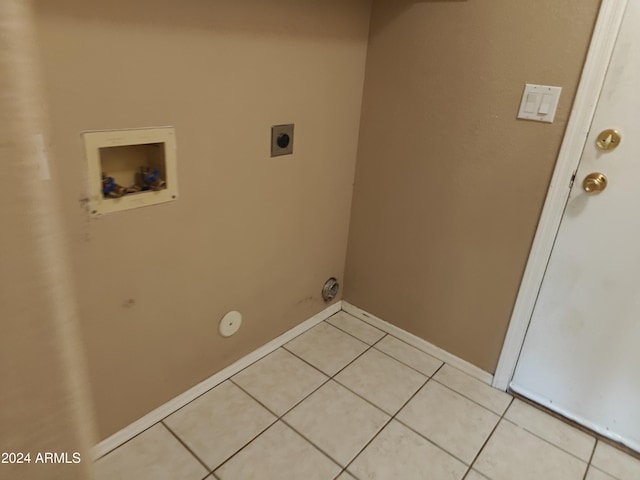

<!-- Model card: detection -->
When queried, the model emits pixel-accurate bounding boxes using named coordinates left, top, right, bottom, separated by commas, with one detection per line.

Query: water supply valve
left=102, top=173, right=126, bottom=198
left=135, top=166, right=166, bottom=191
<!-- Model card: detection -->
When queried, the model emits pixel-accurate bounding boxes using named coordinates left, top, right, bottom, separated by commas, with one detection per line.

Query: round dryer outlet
left=219, top=310, right=242, bottom=337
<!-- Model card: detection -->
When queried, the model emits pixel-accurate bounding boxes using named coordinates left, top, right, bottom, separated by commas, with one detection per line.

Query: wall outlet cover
left=271, top=124, right=294, bottom=157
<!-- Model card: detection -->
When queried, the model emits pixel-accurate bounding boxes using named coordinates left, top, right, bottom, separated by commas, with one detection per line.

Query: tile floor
left=93, top=311, right=640, bottom=480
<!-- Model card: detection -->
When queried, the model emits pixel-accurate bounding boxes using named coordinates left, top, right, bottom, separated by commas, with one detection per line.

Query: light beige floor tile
left=348, top=420, right=467, bottom=480
left=397, top=380, right=499, bottom=463
left=285, top=322, right=368, bottom=376
left=326, top=312, right=385, bottom=345
left=434, top=364, right=512, bottom=414
left=591, top=441, right=640, bottom=480
left=504, top=399, right=595, bottom=461
left=163, top=381, right=275, bottom=470
left=474, top=420, right=587, bottom=480
left=585, top=466, right=618, bottom=480
left=335, top=348, right=426, bottom=415
left=284, top=380, right=389, bottom=466
left=464, top=470, right=489, bottom=480
left=215, top=421, right=341, bottom=479
left=374, top=335, right=443, bottom=376
left=93, top=423, right=207, bottom=480
left=232, top=348, right=328, bottom=415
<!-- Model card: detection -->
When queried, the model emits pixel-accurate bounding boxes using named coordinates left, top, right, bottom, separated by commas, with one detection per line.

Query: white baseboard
left=92, top=300, right=343, bottom=460
left=342, top=301, right=493, bottom=385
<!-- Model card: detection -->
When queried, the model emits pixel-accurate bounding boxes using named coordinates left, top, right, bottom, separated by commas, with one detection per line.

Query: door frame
left=493, top=0, right=628, bottom=391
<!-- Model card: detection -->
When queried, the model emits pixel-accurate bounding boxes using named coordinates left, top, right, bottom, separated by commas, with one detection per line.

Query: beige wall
left=345, top=0, right=600, bottom=373
left=33, top=0, right=371, bottom=439
left=2, top=2, right=94, bottom=478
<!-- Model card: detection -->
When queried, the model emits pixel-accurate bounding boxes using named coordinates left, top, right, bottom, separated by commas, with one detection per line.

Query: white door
left=511, top=2, right=640, bottom=452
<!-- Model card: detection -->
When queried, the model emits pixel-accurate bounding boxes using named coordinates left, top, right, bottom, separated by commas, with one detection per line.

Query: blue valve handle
left=144, top=169, right=160, bottom=185
left=102, top=176, right=117, bottom=195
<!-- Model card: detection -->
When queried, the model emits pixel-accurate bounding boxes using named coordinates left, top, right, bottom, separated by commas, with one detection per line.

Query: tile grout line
left=330, top=374, right=419, bottom=420
left=343, top=308, right=493, bottom=384
left=280, top=345, right=372, bottom=379
left=587, top=465, right=624, bottom=480
left=509, top=391, right=640, bottom=463
left=338, top=363, right=447, bottom=479
left=328, top=319, right=519, bottom=466
left=107, top=336, right=520, bottom=479
left=221, top=333, right=385, bottom=476
left=224, top=317, right=343, bottom=380
left=461, top=467, right=487, bottom=480
left=185, top=362, right=339, bottom=478
left=281, top=345, right=337, bottom=378
left=583, top=440, right=627, bottom=480
left=361, top=370, right=511, bottom=468
left=234, top=324, right=504, bottom=476
left=200, top=411, right=280, bottom=476
left=282, top=322, right=392, bottom=382
left=262, top=333, right=391, bottom=417
left=392, top=415, right=476, bottom=467
left=372, top=343, right=443, bottom=378
left=225, top=319, right=386, bottom=422
left=318, top=317, right=455, bottom=382
left=279, top=417, right=352, bottom=474
left=307, top=324, right=598, bottom=480
left=500, top=415, right=595, bottom=465
left=325, top=317, right=387, bottom=346
left=317, top=331, right=437, bottom=419
left=505, top=392, right=624, bottom=468
left=220, top=327, right=395, bottom=474
left=583, top=440, right=598, bottom=480
left=159, top=421, right=212, bottom=475
left=337, top=384, right=430, bottom=479
left=373, top=330, right=449, bottom=365
left=330, top=316, right=508, bottom=417
left=224, top=377, right=347, bottom=476
left=230, top=374, right=331, bottom=423
left=226, top=325, right=443, bottom=478
left=430, top=377, right=509, bottom=417
left=219, top=335, right=387, bottom=477
left=462, top=395, right=515, bottom=480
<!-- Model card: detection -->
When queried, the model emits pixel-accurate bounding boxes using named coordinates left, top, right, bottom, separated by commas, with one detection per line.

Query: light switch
left=524, top=93, right=538, bottom=113
left=517, top=84, right=562, bottom=123
left=538, top=94, right=552, bottom=115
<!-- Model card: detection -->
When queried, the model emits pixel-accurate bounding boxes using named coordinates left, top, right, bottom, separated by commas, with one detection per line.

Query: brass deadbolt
left=583, top=173, right=607, bottom=194
left=596, top=129, right=621, bottom=151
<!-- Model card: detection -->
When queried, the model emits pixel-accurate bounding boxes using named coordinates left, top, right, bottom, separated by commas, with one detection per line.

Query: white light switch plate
left=517, top=84, right=562, bottom=123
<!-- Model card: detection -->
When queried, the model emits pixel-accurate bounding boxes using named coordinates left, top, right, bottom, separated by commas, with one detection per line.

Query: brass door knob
left=583, top=173, right=608, bottom=194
